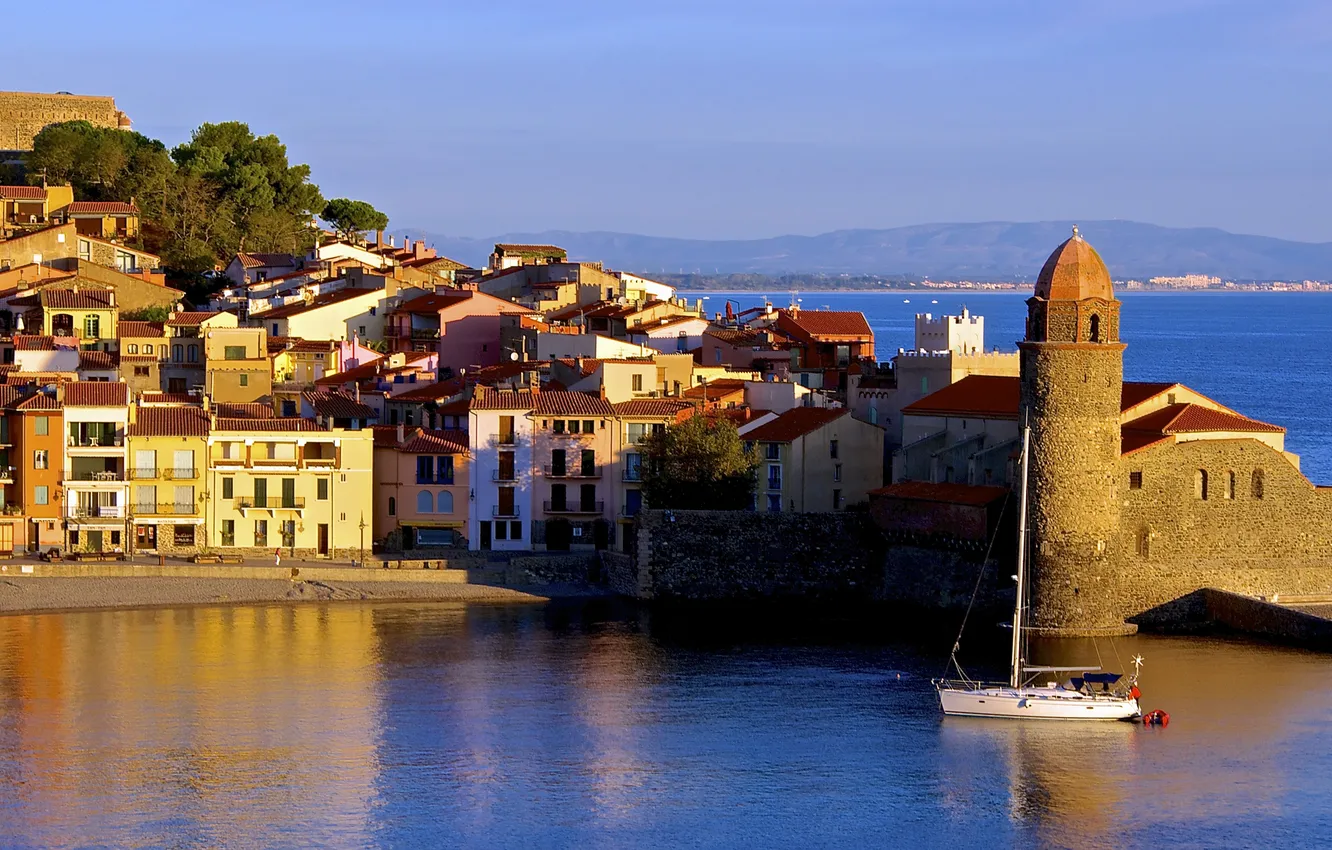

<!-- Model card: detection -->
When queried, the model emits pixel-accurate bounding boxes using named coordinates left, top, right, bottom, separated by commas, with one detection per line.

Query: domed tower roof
left=1034, top=226, right=1113, bottom=301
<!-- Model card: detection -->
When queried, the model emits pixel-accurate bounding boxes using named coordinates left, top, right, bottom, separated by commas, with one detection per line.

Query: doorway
left=136, top=524, right=157, bottom=550
left=480, top=521, right=492, bottom=550
left=27, top=521, right=38, bottom=553
left=317, top=523, right=329, bottom=556
left=86, top=530, right=104, bottom=552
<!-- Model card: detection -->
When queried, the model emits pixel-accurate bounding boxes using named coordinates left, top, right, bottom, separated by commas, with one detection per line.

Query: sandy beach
left=0, top=575, right=553, bottom=615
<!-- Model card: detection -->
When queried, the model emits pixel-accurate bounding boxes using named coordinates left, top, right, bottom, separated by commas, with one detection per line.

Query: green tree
left=641, top=415, right=758, bottom=510
left=120, top=305, right=174, bottom=323
left=321, top=198, right=389, bottom=243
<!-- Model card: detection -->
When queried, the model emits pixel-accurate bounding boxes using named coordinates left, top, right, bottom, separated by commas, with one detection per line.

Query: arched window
left=1226, top=471, right=1236, bottom=500
left=437, top=491, right=454, bottom=513
left=388, top=497, right=396, bottom=516
left=416, top=491, right=433, bottom=513
left=1196, top=469, right=1209, bottom=500
left=144, top=343, right=154, bottom=354
left=868, top=406, right=878, bottom=426
left=1089, top=314, right=1101, bottom=343
left=1252, top=469, right=1265, bottom=500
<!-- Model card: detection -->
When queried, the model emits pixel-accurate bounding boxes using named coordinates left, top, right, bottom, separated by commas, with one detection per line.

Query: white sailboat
left=934, top=424, right=1143, bottom=720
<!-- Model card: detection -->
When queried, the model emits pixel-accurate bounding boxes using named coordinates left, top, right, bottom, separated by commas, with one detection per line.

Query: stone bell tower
left=1019, top=227, right=1128, bottom=635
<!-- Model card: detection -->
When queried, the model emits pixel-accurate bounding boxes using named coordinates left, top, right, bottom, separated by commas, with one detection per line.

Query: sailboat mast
left=1010, top=423, right=1031, bottom=690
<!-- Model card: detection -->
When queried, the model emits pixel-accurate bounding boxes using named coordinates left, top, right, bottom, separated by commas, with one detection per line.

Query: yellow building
left=126, top=404, right=209, bottom=554
left=204, top=326, right=271, bottom=403
left=66, top=201, right=140, bottom=240
left=12, top=286, right=119, bottom=347
left=0, top=184, right=75, bottom=237
left=206, top=410, right=375, bottom=559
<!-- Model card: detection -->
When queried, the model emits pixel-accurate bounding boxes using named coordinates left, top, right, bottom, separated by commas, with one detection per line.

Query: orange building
left=1, top=386, right=64, bottom=553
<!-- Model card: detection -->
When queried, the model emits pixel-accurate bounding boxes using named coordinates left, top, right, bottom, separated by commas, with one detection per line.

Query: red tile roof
left=682, top=378, right=748, bottom=401
left=260, top=287, right=379, bottom=320
left=904, top=376, right=1184, bottom=420
left=313, top=352, right=430, bottom=386
left=138, top=391, right=199, bottom=405
left=118, top=320, right=165, bottom=338
left=531, top=391, right=615, bottom=417
left=127, top=406, right=209, bottom=437
left=67, top=201, right=139, bottom=215
left=743, top=407, right=847, bottom=442
left=235, top=252, right=297, bottom=269
left=1122, top=403, right=1284, bottom=436
left=395, top=291, right=474, bottom=314
left=165, top=311, right=223, bottom=327
left=213, top=417, right=327, bottom=432
left=63, top=381, right=129, bottom=406
left=705, top=326, right=794, bottom=347
left=494, top=243, right=566, bottom=255
left=780, top=309, right=873, bottom=338
left=78, top=350, right=118, bottom=370
left=400, top=428, right=469, bottom=454
left=40, top=288, right=114, bottom=309
left=470, top=386, right=537, bottom=410
left=213, top=402, right=275, bottom=419
left=0, top=186, right=45, bottom=200
left=612, top=399, right=694, bottom=418
left=1120, top=382, right=1178, bottom=411
left=403, top=256, right=469, bottom=272
left=389, top=380, right=460, bottom=402
left=302, top=390, right=378, bottom=420
left=13, top=392, right=61, bottom=410
left=13, top=335, right=75, bottom=351
left=870, top=481, right=1011, bottom=507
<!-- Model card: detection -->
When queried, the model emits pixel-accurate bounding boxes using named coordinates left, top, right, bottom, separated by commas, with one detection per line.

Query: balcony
left=129, top=467, right=198, bottom=480
left=134, top=503, right=197, bottom=517
left=72, top=504, right=124, bottom=519
left=543, top=500, right=605, bottom=515
left=303, top=456, right=337, bottom=468
left=491, top=469, right=515, bottom=482
left=236, top=496, right=306, bottom=511
left=66, top=470, right=126, bottom=482
left=622, top=468, right=643, bottom=482
left=544, top=465, right=601, bottom=479
left=492, top=505, right=521, bottom=519
left=385, top=326, right=440, bottom=340
left=0, top=466, right=14, bottom=483
left=67, top=435, right=124, bottom=448
left=497, top=435, right=517, bottom=446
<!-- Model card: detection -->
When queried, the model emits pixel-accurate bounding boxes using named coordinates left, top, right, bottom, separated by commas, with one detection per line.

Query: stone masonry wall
left=0, top=92, right=123, bottom=152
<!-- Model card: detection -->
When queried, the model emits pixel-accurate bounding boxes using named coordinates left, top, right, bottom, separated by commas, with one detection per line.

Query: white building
left=627, top=315, right=710, bottom=354
left=914, top=307, right=985, bottom=353
left=61, top=381, right=131, bottom=552
left=468, top=386, right=536, bottom=551
left=535, top=332, right=655, bottom=361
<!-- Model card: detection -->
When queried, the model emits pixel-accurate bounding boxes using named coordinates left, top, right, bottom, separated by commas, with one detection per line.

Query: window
left=499, top=415, right=515, bottom=445
left=173, top=344, right=183, bottom=362
left=1089, top=314, right=1101, bottom=343
left=84, top=315, right=100, bottom=338
left=224, top=345, right=246, bottom=360
left=1167, top=393, right=1177, bottom=405
left=627, top=423, right=645, bottom=444
left=715, top=348, right=723, bottom=364
left=569, top=420, right=580, bottom=434
left=33, top=450, right=47, bottom=469
left=358, top=326, right=366, bottom=337
left=510, top=521, right=521, bottom=540
left=765, top=443, right=780, bottom=460
left=1252, top=469, right=1265, bottom=500
left=495, top=521, right=507, bottom=540
left=768, top=464, right=782, bottom=490
left=632, top=374, right=644, bottom=392
left=254, top=520, right=268, bottom=547
left=317, top=478, right=329, bottom=501
left=239, top=373, right=249, bottom=387
left=1226, top=471, right=1236, bottom=500
left=168, top=378, right=186, bottom=393
left=134, top=366, right=150, bottom=377
left=829, top=439, right=839, bottom=459
left=272, top=323, right=279, bottom=336
left=834, top=464, right=842, bottom=482
left=437, top=491, right=454, bottom=513
left=222, top=477, right=234, bottom=499
left=438, top=456, right=454, bottom=484
left=869, top=406, right=878, bottom=426
left=281, top=520, right=295, bottom=548
left=33, top=485, right=48, bottom=505
left=920, top=376, right=928, bottom=393
left=144, top=343, right=154, bottom=355
left=583, top=420, right=595, bottom=434
left=1196, top=469, right=1209, bottom=500
left=369, top=307, right=376, bottom=316
left=767, top=494, right=782, bottom=512
left=833, top=489, right=842, bottom=509
left=34, top=416, right=48, bottom=436
left=1129, top=471, right=1143, bottom=490
left=553, top=420, right=566, bottom=434
left=187, top=345, right=198, bottom=363
left=127, top=344, right=139, bottom=354
left=388, top=497, right=396, bottom=516
left=417, top=491, right=434, bottom=513
left=175, top=525, right=195, bottom=547
left=78, top=239, right=90, bottom=261
left=417, top=456, right=433, bottom=483
left=221, top=520, right=235, bottom=547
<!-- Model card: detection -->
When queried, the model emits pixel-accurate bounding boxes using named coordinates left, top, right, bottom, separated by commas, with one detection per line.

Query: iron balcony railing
left=72, top=504, right=124, bottom=518
left=236, top=496, right=307, bottom=509
left=67, top=435, right=123, bottom=448
left=129, top=467, right=198, bottom=480
left=418, top=474, right=457, bottom=485
left=491, top=469, right=516, bottom=482
left=492, top=504, right=521, bottom=518
left=543, top=500, right=605, bottom=515
left=134, top=503, right=196, bottom=516
left=67, top=470, right=126, bottom=482
left=544, top=465, right=600, bottom=479
left=622, top=467, right=643, bottom=482
left=0, top=465, right=15, bottom=482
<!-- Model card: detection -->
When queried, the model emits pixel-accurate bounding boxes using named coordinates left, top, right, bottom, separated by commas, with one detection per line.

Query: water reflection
left=0, top=604, right=1330, bottom=849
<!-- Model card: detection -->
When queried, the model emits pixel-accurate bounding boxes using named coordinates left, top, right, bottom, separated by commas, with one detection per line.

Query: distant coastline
left=678, top=287, right=1332, bottom=296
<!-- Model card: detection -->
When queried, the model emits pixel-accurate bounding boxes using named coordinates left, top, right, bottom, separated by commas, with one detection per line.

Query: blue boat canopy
left=1081, top=672, right=1121, bottom=684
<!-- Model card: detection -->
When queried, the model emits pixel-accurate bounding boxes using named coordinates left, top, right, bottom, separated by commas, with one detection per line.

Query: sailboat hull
left=938, top=686, right=1140, bottom=720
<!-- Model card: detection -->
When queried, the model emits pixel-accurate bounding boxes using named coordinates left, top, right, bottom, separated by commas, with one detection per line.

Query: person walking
left=274, top=548, right=281, bottom=568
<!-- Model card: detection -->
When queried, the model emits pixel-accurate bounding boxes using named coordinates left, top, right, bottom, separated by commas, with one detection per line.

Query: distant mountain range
left=404, top=221, right=1332, bottom=281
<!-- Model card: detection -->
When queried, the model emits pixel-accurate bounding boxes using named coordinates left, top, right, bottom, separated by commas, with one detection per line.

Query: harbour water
left=0, top=602, right=1329, bottom=849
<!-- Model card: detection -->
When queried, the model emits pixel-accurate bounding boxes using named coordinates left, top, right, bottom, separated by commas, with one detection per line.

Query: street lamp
left=358, top=512, right=367, bottom=568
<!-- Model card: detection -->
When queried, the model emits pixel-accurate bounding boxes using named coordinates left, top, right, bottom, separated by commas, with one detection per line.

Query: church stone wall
left=0, top=92, right=125, bottom=152
left=1021, top=342, right=1127, bottom=633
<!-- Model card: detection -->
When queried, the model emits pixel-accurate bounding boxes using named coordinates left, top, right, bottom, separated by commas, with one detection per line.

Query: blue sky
left=8, top=1, right=1330, bottom=241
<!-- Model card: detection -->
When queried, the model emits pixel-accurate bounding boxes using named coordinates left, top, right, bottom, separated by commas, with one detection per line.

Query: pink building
left=372, top=424, right=471, bottom=549
left=384, top=290, right=533, bottom=371
left=529, top=390, right=616, bottom=550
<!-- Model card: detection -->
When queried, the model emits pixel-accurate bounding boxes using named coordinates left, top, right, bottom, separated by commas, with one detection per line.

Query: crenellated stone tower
left=1020, top=227, right=1129, bottom=635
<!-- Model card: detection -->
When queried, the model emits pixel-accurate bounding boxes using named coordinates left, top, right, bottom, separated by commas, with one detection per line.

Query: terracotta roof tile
left=13, top=392, right=61, bottom=410
left=0, top=186, right=45, bottom=200
left=1122, top=403, right=1284, bottom=436
left=1035, top=231, right=1114, bottom=301
left=1120, top=382, right=1177, bottom=411
left=78, top=350, right=118, bottom=370
left=494, top=243, right=566, bottom=255
left=235, top=252, right=297, bottom=269
left=400, top=427, right=469, bottom=454
left=612, top=399, right=693, bottom=418
left=212, top=417, right=327, bottom=432
left=118, top=321, right=165, bottom=338
left=67, top=201, right=139, bottom=215
left=470, top=386, right=537, bottom=410
left=302, top=390, right=378, bottom=420
left=389, top=380, right=460, bottom=402
left=682, top=378, right=747, bottom=401
left=313, top=352, right=431, bottom=385
left=139, top=392, right=199, bottom=405
left=62, top=381, right=129, bottom=406
left=779, top=309, right=872, bottom=338
left=213, top=402, right=275, bottom=419
left=870, top=481, right=1010, bottom=507
left=260, top=287, right=379, bottom=320
left=395, top=291, right=474, bottom=314
left=13, top=335, right=72, bottom=351
left=40, top=289, right=114, bottom=309
left=165, top=311, right=223, bottom=327
left=127, top=406, right=209, bottom=437
left=530, top=391, right=614, bottom=417
left=742, top=407, right=847, bottom=442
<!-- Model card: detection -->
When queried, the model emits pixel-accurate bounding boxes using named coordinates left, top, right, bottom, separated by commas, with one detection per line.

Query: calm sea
left=0, top=602, right=1328, bottom=849
left=688, top=291, right=1332, bottom=483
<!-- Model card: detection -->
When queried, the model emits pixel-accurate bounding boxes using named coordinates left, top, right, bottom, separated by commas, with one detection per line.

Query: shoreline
left=0, top=575, right=598, bottom=617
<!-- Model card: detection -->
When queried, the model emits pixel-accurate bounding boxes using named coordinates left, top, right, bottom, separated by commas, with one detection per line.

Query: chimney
left=396, top=421, right=405, bottom=444
left=404, top=238, right=411, bottom=254
left=376, top=230, right=384, bottom=247
left=202, top=395, right=211, bottom=412
left=598, top=382, right=606, bottom=400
